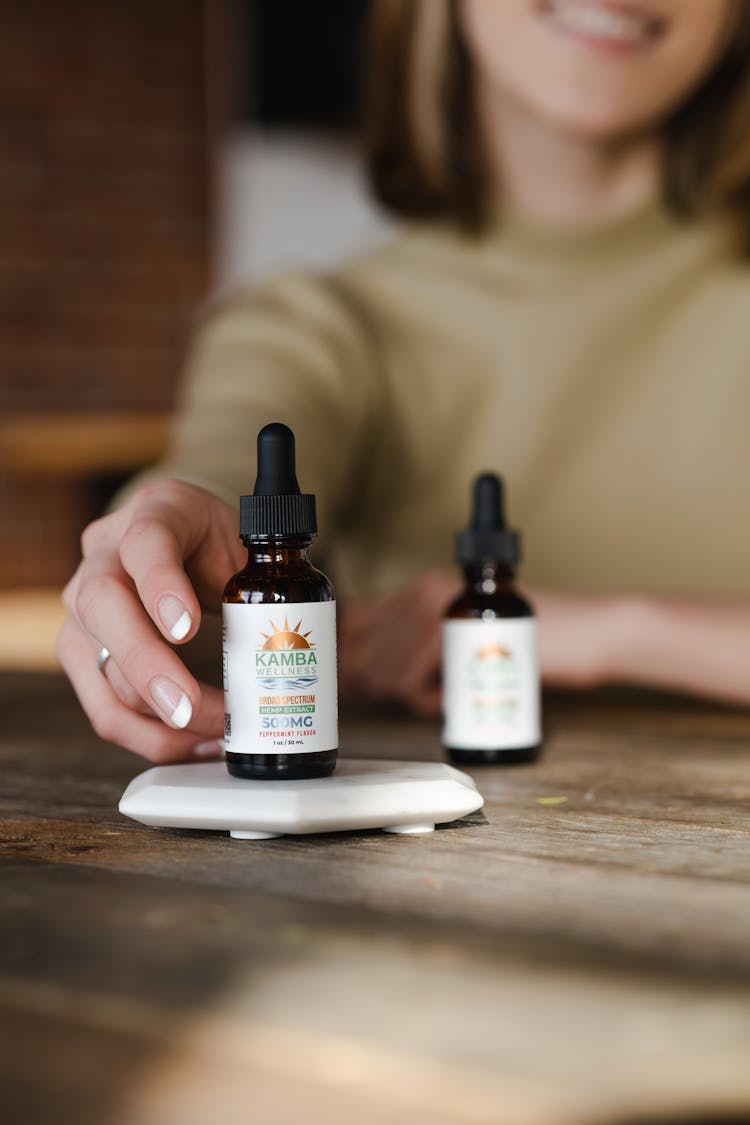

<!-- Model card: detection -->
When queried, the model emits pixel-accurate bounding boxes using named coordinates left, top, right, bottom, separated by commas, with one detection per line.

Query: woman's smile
left=536, top=0, right=666, bottom=53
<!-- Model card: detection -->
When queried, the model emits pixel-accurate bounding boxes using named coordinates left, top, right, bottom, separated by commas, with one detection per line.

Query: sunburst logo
left=476, top=643, right=512, bottom=662
left=255, top=615, right=319, bottom=687
left=258, top=616, right=314, bottom=651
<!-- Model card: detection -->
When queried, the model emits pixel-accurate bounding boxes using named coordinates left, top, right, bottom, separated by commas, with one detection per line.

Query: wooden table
left=2, top=672, right=750, bottom=1125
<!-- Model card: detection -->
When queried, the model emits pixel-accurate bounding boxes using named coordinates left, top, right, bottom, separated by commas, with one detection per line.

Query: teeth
left=548, top=1, right=652, bottom=44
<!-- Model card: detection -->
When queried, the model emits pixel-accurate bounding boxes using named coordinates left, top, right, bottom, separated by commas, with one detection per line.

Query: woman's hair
left=365, top=0, right=750, bottom=239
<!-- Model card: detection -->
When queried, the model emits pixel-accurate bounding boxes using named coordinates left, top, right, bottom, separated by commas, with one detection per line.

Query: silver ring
left=97, top=646, right=111, bottom=675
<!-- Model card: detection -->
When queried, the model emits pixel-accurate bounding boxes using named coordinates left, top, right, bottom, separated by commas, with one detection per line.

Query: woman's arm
left=112, top=272, right=383, bottom=531
left=536, top=589, right=750, bottom=707
left=339, top=575, right=750, bottom=714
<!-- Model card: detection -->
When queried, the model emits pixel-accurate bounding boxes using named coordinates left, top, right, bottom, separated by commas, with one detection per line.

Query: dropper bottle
left=442, top=473, right=541, bottom=764
left=222, top=423, right=338, bottom=780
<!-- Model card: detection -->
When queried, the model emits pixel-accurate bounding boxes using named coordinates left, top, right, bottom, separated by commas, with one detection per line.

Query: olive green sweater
left=135, top=201, right=750, bottom=602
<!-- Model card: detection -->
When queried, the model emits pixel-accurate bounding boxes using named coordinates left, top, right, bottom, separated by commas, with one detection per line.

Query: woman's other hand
left=56, top=480, right=244, bottom=762
left=338, top=570, right=460, bottom=717
left=342, top=576, right=750, bottom=715
left=339, top=575, right=615, bottom=717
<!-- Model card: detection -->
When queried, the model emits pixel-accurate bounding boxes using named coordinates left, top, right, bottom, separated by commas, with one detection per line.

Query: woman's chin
left=511, top=83, right=665, bottom=143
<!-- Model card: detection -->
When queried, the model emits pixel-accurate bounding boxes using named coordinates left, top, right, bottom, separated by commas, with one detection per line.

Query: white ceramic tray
left=119, top=758, right=483, bottom=840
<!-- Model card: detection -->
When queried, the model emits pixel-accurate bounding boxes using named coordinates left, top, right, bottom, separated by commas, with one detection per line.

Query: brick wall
left=0, top=0, right=212, bottom=585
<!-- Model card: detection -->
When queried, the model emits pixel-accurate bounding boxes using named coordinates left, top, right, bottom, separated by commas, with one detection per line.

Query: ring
left=97, top=646, right=111, bottom=675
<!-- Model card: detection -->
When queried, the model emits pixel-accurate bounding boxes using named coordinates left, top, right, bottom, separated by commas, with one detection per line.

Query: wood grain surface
left=2, top=672, right=750, bottom=1125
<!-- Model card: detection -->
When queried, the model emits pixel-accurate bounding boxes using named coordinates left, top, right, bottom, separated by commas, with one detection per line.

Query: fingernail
left=159, top=596, right=192, bottom=641
left=191, top=740, right=223, bottom=759
left=150, top=677, right=193, bottom=728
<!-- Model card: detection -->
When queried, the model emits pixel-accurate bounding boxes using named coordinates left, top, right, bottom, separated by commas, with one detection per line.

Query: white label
left=222, top=601, right=338, bottom=755
left=442, top=619, right=540, bottom=750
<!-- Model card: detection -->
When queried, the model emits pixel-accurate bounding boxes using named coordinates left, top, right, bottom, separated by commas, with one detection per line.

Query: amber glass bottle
left=222, top=424, right=338, bottom=780
left=442, top=474, right=541, bottom=765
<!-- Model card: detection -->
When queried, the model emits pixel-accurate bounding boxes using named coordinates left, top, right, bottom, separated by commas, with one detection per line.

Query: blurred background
left=0, top=0, right=391, bottom=669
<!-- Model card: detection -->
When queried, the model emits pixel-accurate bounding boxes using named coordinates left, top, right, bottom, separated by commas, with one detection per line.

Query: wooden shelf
left=0, top=412, right=170, bottom=476
left=0, top=588, right=66, bottom=670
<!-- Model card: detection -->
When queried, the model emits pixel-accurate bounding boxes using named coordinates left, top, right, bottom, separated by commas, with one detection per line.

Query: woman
left=58, top=0, right=750, bottom=761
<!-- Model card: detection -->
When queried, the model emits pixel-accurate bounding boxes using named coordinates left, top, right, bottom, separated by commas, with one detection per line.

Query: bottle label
left=222, top=601, right=338, bottom=756
left=442, top=619, right=540, bottom=750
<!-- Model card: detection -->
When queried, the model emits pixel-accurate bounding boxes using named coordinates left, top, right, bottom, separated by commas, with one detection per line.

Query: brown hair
left=365, top=0, right=750, bottom=238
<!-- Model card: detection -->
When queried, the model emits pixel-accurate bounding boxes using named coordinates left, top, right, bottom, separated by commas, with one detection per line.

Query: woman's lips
left=537, top=0, right=666, bottom=51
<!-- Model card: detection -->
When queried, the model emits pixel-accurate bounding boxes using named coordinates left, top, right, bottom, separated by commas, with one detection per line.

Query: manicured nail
left=150, top=677, right=192, bottom=728
left=159, top=596, right=192, bottom=641
left=191, top=741, right=223, bottom=759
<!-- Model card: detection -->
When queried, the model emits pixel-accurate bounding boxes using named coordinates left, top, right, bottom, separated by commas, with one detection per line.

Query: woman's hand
left=341, top=575, right=750, bottom=715
left=57, top=480, right=245, bottom=762
left=338, top=570, right=461, bottom=717
left=338, top=575, right=616, bottom=717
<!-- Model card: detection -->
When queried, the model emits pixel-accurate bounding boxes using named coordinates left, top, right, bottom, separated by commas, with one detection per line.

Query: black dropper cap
left=456, top=473, right=520, bottom=566
left=240, top=423, right=317, bottom=540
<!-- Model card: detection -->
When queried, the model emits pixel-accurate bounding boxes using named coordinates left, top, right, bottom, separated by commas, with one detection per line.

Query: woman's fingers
left=56, top=481, right=240, bottom=760
left=99, top=645, right=224, bottom=736
left=116, top=482, right=243, bottom=631
left=73, top=548, right=224, bottom=736
left=117, top=509, right=201, bottom=645
left=339, top=571, right=457, bottom=713
left=61, top=497, right=199, bottom=654
left=72, top=481, right=241, bottom=650
left=73, top=550, right=201, bottom=729
left=56, top=618, right=221, bottom=762
left=69, top=486, right=236, bottom=732
left=101, top=655, right=156, bottom=715
left=68, top=553, right=223, bottom=735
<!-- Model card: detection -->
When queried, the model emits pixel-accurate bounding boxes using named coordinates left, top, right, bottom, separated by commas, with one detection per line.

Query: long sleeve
left=117, top=270, right=385, bottom=549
